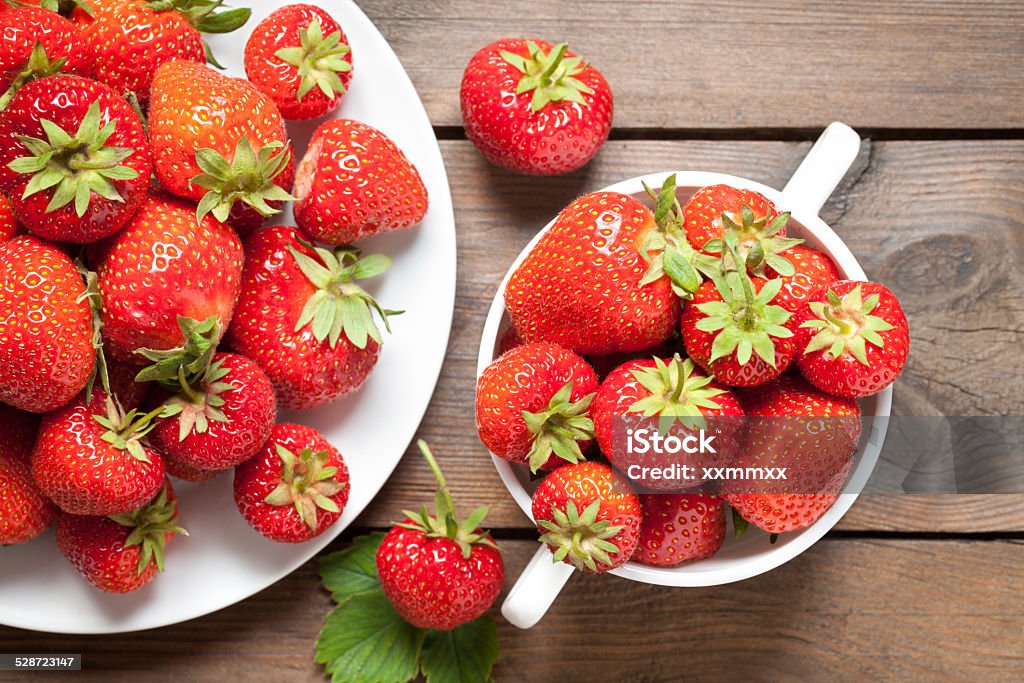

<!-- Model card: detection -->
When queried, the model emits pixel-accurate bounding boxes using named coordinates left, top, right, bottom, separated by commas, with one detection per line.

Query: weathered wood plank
left=3, top=538, right=1022, bottom=681
left=360, top=0, right=1024, bottom=130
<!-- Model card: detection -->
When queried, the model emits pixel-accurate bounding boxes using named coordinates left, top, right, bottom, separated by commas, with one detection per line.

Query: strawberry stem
left=418, top=440, right=455, bottom=516
left=721, top=228, right=759, bottom=330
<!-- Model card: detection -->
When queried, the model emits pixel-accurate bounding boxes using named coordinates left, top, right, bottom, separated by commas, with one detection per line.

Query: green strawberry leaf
left=319, top=532, right=384, bottom=601
left=421, top=615, right=499, bottom=683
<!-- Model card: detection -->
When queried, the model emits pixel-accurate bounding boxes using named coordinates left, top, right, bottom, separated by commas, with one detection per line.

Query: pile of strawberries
left=477, top=176, right=910, bottom=572
left=0, top=1, right=429, bottom=593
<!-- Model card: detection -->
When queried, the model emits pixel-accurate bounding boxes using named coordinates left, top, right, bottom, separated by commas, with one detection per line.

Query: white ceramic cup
left=475, top=122, right=893, bottom=629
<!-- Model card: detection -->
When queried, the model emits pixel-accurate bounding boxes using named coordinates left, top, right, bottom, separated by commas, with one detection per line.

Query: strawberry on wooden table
left=634, top=493, right=725, bottom=567
left=0, top=236, right=95, bottom=413
left=377, top=440, right=504, bottom=630
left=0, top=75, right=151, bottom=243
left=461, top=38, right=613, bottom=175
left=0, top=6, right=91, bottom=93
left=245, top=3, right=352, bottom=120
left=292, top=119, right=428, bottom=245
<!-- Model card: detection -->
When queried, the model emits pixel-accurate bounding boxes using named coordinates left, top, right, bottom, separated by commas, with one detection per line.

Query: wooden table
left=3, top=1, right=1023, bottom=680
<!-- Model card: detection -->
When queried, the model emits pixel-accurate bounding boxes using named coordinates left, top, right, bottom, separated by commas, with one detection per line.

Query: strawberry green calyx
left=264, top=443, right=347, bottom=531
left=93, top=397, right=168, bottom=463
left=109, top=485, right=187, bottom=575
left=275, top=17, right=352, bottom=101
left=288, top=243, right=400, bottom=350
left=500, top=41, right=594, bottom=113
left=628, top=355, right=725, bottom=431
left=192, top=137, right=295, bottom=223
left=136, top=316, right=221, bottom=391
left=7, top=101, right=140, bottom=217
left=800, top=285, right=895, bottom=365
left=0, top=43, right=67, bottom=111
left=397, top=440, right=497, bottom=559
left=521, top=380, right=595, bottom=473
left=159, top=358, right=234, bottom=441
left=538, top=499, right=623, bottom=572
left=146, top=0, right=250, bottom=32
left=702, top=204, right=802, bottom=277
left=696, top=231, right=794, bottom=367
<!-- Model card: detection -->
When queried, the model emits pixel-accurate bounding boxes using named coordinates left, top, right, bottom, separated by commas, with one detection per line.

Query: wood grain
left=3, top=537, right=1022, bottom=682
left=359, top=0, right=1024, bottom=130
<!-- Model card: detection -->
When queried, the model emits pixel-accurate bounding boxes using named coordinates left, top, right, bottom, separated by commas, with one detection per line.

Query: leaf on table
left=421, top=615, right=499, bottom=683
left=319, top=532, right=385, bottom=601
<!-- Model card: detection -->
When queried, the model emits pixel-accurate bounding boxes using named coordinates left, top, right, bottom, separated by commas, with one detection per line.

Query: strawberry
left=590, top=356, right=743, bottom=491
left=377, top=440, right=504, bottom=630
left=0, top=403, right=40, bottom=463
left=91, top=193, right=243, bottom=362
left=505, top=191, right=678, bottom=355
left=163, top=450, right=218, bottom=482
left=244, top=3, right=352, bottom=120
left=767, top=244, right=840, bottom=313
left=292, top=119, right=428, bottom=245
left=224, top=226, right=396, bottom=411
left=0, top=75, right=151, bottom=243
left=460, top=38, right=612, bottom=175
left=73, top=0, right=250, bottom=101
left=476, top=342, right=598, bottom=473
left=149, top=59, right=294, bottom=234
left=531, top=461, right=641, bottom=572
left=1, top=408, right=54, bottom=545
left=107, top=359, right=151, bottom=412
left=0, top=193, right=16, bottom=240
left=634, top=494, right=725, bottom=566
left=496, top=325, right=523, bottom=356
left=0, top=6, right=91, bottom=94
left=0, top=236, right=95, bottom=413
left=721, top=375, right=861, bottom=533
left=794, top=280, right=910, bottom=398
left=142, top=317, right=276, bottom=471
left=32, top=387, right=167, bottom=515
left=56, top=481, right=186, bottom=593
left=233, top=422, right=349, bottom=543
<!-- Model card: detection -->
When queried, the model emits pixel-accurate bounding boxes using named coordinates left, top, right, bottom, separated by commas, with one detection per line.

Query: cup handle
left=501, top=545, right=576, bottom=629
left=780, top=122, right=862, bottom=216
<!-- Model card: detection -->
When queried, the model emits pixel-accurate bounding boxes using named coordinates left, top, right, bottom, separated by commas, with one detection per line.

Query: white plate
left=0, top=0, right=456, bottom=634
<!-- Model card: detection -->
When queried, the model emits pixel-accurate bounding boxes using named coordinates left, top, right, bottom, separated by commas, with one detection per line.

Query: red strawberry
left=0, top=6, right=91, bottom=93
left=0, top=193, right=17, bottom=241
left=505, top=191, right=678, bottom=355
left=377, top=440, right=504, bottom=630
left=768, top=244, right=840, bottom=313
left=56, top=481, right=186, bottom=593
left=292, top=119, right=428, bottom=245
left=73, top=0, right=249, bottom=100
left=461, top=38, right=612, bottom=175
left=244, top=4, right=352, bottom=120
left=0, top=403, right=40, bottom=463
left=0, top=75, right=151, bottom=243
left=476, top=342, right=598, bottom=472
left=531, top=461, right=641, bottom=572
left=721, top=375, right=861, bottom=534
left=142, top=318, right=276, bottom=471
left=794, top=281, right=909, bottom=398
left=163, top=450, right=218, bottom=483
left=634, top=494, right=725, bottom=566
left=106, top=359, right=151, bottom=412
left=234, top=423, right=349, bottom=543
left=1, top=409, right=54, bottom=545
left=91, top=193, right=243, bottom=362
left=0, top=236, right=95, bottom=413
left=224, top=226, right=396, bottom=411
left=32, top=388, right=166, bottom=515
left=149, top=59, right=294, bottom=234
left=590, top=356, right=743, bottom=491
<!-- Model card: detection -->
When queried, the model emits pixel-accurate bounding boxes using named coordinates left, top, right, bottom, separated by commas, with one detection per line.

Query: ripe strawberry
left=0, top=236, right=95, bottom=413
left=73, top=0, right=249, bottom=100
left=377, top=440, right=504, bottom=630
left=505, top=191, right=678, bottom=355
left=532, top=461, right=641, bottom=572
left=0, top=6, right=91, bottom=93
left=233, top=423, right=350, bottom=543
left=0, top=75, right=151, bottom=243
left=461, top=38, right=612, bottom=175
left=0, top=453, right=56, bottom=545
left=163, top=450, right=218, bottom=483
left=224, top=226, right=396, bottom=411
left=0, top=403, right=40, bottom=463
left=590, top=356, right=743, bottom=490
left=244, top=4, right=352, bottom=120
left=634, top=494, right=725, bottom=566
left=476, top=342, right=598, bottom=472
left=32, top=388, right=167, bottom=515
left=142, top=318, right=276, bottom=471
left=794, top=281, right=909, bottom=398
left=107, top=359, right=151, bottom=412
left=721, top=375, right=861, bottom=533
left=149, top=59, right=294, bottom=234
left=292, top=119, right=427, bottom=245
left=768, top=244, right=840, bottom=313
left=56, top=482, right=186, bottom=593
left=0, top=193, right=17, bottom=241
left=91, top=193, right=243, bottom=362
